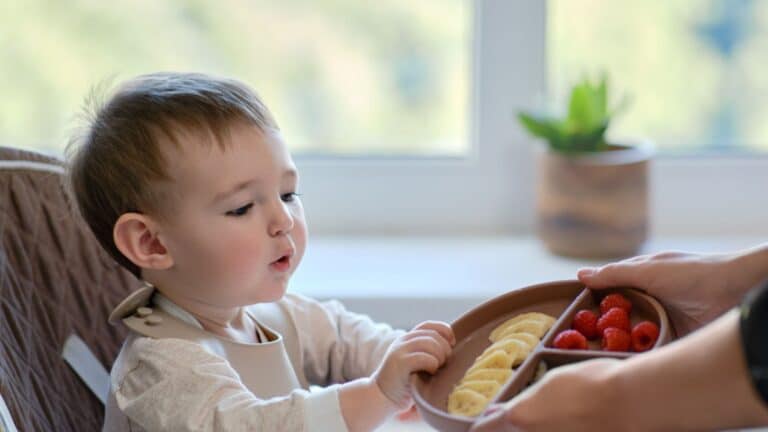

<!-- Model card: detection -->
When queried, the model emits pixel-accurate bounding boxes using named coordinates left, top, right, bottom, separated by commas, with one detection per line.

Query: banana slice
left=492, top=316, right=555, bottom=341
left=489, top=312, right=556, bottom=342
left=461, top=368, right=512, bottom=384
left=447, top=388, right=489, bottom=417
left=499, top=332, right=540, bottom=350
left=480, top=338, right=528, bottom=367
left=455, top=379, right=501, bottom=399
left=448, top=311, right=557, bottom=417
left=532, top=361, right=548, bottom=383
left=466, top=349, right=514, bottom=376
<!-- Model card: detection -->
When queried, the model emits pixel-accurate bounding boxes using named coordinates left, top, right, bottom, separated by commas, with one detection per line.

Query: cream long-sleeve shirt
left=103, top=292, right=404, bottom=432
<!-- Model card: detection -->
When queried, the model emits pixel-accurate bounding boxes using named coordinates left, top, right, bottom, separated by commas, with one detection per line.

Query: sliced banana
left=488, top=312, right=556, bottom=341
left=455, top=379, right=501, bottom=399
left=466, top=349, right=514, bottom=376
left=499, top=332, right=540, bottom=350
left=447, top=388, right=489, bottom=417
left=480, top=338, right=528, bottom=367
left=492, top=316, right=555, bottom=341
left=461, top=368, right=512, bottom=384
left=532, top=362, right=548, bottom=384
left=447, top=311, right=556, bottom=417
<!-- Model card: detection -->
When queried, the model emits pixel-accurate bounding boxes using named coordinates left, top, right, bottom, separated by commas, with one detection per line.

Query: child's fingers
left=402, top=329, right=451, bottom=348
left=402, top=335, right=449, bottom=365
left=402, top=332, right=451, bottom=362
left=413, top=321, right=456, bottom=346
left=405, top=352, right=441, bottom=374
left=402, top=329, right=452, bottom=353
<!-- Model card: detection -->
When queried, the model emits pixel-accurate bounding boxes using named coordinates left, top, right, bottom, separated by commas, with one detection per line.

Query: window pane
left=548, top=0, right=768, bottom=154
left=0, top=0, right=470, bottom=157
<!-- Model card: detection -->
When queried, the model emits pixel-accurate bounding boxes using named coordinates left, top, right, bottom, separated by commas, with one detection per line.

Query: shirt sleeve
left=279, top=293, right=406, bottom=386
left=114, top=337, right=349, bottom=432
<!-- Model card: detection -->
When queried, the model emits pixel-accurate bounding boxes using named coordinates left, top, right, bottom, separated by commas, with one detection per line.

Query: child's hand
left=373, top=321, right=455, bottom=409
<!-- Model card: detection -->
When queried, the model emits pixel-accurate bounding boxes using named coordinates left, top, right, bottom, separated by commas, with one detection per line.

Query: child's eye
left=281, top=192, right=301, bottom=203
left=226, top=203, right=254, bottom=217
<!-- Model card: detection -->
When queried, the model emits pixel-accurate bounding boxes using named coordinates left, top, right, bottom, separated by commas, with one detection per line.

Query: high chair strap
left=61, top=333, right=109, bottom=405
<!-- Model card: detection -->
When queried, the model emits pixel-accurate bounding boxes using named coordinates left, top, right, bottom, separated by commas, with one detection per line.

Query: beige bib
left=109, top=286, right=302, bottom=399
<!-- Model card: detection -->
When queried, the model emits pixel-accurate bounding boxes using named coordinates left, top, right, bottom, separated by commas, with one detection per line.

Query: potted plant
left=518, top=76, right=653, bottom=259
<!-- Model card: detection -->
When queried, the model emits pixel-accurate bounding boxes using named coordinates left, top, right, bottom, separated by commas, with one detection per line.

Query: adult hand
left=471, top=358, right=624, bottom=432
left=471, top=310, right=768, bottom=432
left=577, top=249, right=767, bottom=335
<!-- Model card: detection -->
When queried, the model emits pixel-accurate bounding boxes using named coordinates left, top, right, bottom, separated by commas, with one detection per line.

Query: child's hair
left=65, top=72, right=278, bottom=279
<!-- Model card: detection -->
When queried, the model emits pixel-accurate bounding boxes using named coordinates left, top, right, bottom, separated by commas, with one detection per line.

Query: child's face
left=154, top=123, right=306, bottom=308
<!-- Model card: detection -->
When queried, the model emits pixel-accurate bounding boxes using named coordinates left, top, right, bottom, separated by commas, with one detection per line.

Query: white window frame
left=296, top=0, right=768, bottom=237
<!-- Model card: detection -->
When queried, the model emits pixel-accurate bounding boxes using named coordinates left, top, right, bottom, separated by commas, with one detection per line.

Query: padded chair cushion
left=0, top=147, right=141, bottom=431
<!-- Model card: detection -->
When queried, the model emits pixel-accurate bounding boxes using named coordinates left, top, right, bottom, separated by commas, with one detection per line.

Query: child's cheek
left=216, top=238, right=268, bottom=274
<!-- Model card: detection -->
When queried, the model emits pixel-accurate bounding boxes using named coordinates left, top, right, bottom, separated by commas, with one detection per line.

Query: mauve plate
left=412, top=280, right=673, bottom=432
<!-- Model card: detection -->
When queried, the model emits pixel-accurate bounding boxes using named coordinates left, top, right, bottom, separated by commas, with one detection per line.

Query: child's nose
left=269, top=201, right=294, bottom=236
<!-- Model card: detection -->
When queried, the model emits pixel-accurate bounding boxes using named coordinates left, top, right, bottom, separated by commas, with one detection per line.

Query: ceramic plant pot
left=535, top=140, right=653, bottom=259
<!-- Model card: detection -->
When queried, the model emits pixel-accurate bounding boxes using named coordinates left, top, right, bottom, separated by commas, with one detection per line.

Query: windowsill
left=290, top=235, right=760, bottom=329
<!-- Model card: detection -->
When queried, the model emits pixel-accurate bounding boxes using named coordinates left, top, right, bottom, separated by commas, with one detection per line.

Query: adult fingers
left=577, top=262, right=646, bottom=290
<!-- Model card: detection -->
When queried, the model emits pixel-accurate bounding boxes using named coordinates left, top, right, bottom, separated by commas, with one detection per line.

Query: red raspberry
left=571, top=309, right=599, bottom=340
left=602, top=328, right=631, bottom=351
left=600, top=293, right=633, bottom=315
left=596, top=307, right=631, bottom=333
left=553, top=329, right=588, bottom=350
left=631, top=321, right=660, bottom=352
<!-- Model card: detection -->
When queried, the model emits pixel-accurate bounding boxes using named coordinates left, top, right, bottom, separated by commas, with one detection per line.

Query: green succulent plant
left=518, top=75, right=626, bottom=153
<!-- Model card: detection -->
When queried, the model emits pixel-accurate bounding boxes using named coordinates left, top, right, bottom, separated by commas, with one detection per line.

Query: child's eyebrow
left=284, top=169, right=298, bottom=181
left=212, top=169, right=298, bottom=203
left=213, top=179, right=260, bottom=203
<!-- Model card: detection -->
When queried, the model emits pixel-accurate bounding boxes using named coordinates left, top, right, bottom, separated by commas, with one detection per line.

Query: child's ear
left=113, top=213, right=174, bottom=271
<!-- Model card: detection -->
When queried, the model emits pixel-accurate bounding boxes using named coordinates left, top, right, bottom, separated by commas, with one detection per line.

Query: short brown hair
left=66, top=72, right=278, bottom=279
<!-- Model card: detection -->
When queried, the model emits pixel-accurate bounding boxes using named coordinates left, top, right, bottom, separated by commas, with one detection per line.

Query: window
left=546, top=0, right=768, bottom=236
left=4, top=1, right=766, bottom=236
left=2, top=0, right=536, bottom=235
left=0, top=0, right=469, bottom=157
left=549, top=0, right=768, bottom=154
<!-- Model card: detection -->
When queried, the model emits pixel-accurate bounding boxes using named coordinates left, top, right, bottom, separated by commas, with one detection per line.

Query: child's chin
left=251, top=286, right=288, bottom=304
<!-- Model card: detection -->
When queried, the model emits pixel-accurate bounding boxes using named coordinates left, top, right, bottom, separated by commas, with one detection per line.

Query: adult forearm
left=618, top=309, right=768, bottom=431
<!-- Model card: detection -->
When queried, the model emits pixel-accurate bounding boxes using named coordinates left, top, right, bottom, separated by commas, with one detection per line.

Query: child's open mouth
left=270, top=255, right=291, bottom=272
